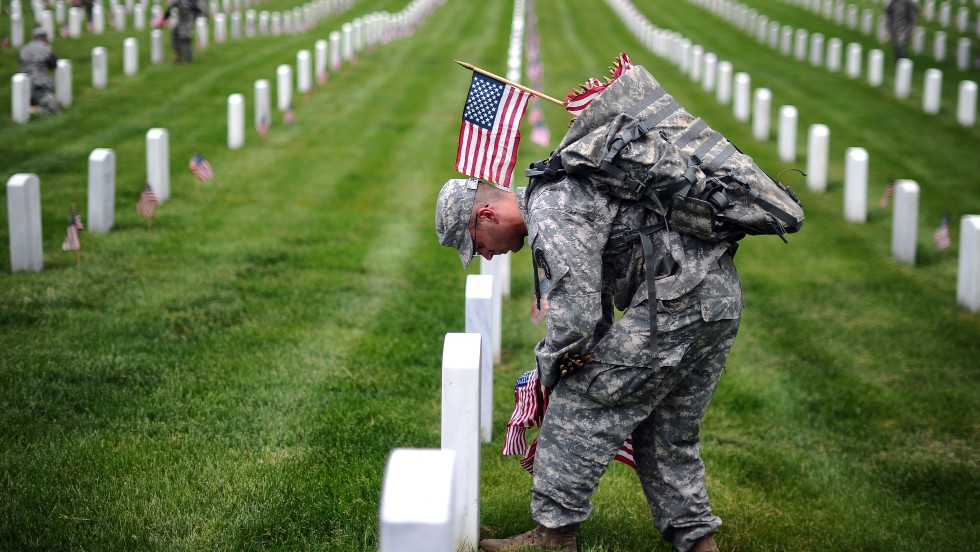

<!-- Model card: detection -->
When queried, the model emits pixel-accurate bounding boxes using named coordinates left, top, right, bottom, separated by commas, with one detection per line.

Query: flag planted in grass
left=934, top=212, right=952, bottom=250
left=61, top=205, right=84, bottom=251
left=189, top=151, right=214, bottom=182
left=455, top=72, right=531, bottom=190
left=137, top=183, right=159, bottom=219
left=283, top=104, right=295, bottom=124
left=257, top=114, right=269, bottom=139
left=880, top=178, right=895, bottom=208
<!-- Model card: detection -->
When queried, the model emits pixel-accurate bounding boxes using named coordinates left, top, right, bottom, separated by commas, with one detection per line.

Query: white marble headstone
left=7, top=174, right=43, bottom=273
left=957, top=216, right=980, bottom=312
left=11, top=73, right=30, bottom=124
left=146, top=128, right=170, bottom=202
left=87, top=148, right=115, bottom=233
left=440, top=333, right=481, bottom=551
left=778, top=105, right=798, bottom=163
left=806, top=124, right=830, bottom=192
left=891, top=180, right=919, bottom=264
left=379, top=448, right=457, bottom=552
left=276, top=64, right=292, bottom=111
left=957, top=81, right=977, bottom=126
left=844, top=147, right=868, bottom=223
left=752, top=88, right=772, bottom=141
left=228, top=93, right=245, bottom=149
left=465, top=274, right=494, bottom=444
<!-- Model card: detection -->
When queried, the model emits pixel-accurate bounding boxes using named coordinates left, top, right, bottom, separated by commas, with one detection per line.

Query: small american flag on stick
left=455, top=71, right=531, bottom=190
left=189, top=151, right=214, bottom=182
left=934, top=212, right=952, bottom=250
left=137, top=182, right=159, bottom=219
left=61, top=205, right=84, bottom=251
left=257, top=114, right=269, bottom=139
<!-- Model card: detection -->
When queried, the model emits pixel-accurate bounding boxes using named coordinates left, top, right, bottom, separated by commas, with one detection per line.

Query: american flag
left=137, top=182, right=159, bottom=218
left=61, top=206, right=83, bottom=251
left=283, top=104, right=295, bottom=124
left=455, top=72, right=531, bottom=190
left=934, top=212, right=952, bottom=250
left=564, top=53, right=634, bottom=114
left=502, top=369, right=547, bottom=457
left=528, top=103, right=551, bottom=147
left=257, top=114, right=269, bottom=139
left=189, top=151, right=214, bottom=182
left=880, top=179, right=895, bottom=208
left=504, top=369, right=635, bottom=474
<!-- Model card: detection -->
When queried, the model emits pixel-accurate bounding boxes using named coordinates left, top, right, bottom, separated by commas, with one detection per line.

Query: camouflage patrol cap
left=32, top=27, right=47, bottom=39
left=435, top=178, right=480, bottom=268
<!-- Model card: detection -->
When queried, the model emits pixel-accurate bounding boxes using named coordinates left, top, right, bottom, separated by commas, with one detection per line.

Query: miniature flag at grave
left=504, top=369, right=635, bottom=473
left=137, top=182, right=159, bottom=218
left=455, top=71, right=531, bottom=190
left=61, top=205, right=84, bottom=251
left=880, top=179, right=895, bottom=208
left=528, top=103, right=550, bottom=146
left=934, top=212, right=952, bottom=250
left=189, top=151, right=213, bottom=182
left=283, top=104, right=295, bottom=124
left=257, top=114, right=269, bottom=139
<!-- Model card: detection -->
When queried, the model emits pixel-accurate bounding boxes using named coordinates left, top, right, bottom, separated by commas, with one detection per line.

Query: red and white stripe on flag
left=504, top=369, right=635, bottom=474
left=455, top=72, right=531, bottom=190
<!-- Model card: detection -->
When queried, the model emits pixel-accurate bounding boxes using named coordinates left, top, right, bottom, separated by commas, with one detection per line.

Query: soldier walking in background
left=18, top=27, right=59, bottom=115
left=159, top=0, right=208, bottom=63
left=885, top=0, right=919, bottom=60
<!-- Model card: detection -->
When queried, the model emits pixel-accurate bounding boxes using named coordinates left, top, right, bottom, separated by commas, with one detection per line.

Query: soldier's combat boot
left=478, top=524, right=577, bottom=551
left=692, top=534, right=720, bottom=552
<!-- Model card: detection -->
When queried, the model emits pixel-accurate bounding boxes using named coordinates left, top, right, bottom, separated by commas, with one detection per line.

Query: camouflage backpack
left=526, top=59, right=805, bottom=245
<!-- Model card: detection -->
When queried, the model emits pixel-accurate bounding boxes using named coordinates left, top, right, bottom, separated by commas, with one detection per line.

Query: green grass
left=1, top=0, right=978, bottom=550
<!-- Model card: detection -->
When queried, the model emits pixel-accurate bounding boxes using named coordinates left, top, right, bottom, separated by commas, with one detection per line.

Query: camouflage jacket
left=885, top=0, right=918, bottom=37
left=18, top=40, right=57, bottom=90
left=519, top=179, right=730, bottom=389
left=166, top=0, right=207, bottom=34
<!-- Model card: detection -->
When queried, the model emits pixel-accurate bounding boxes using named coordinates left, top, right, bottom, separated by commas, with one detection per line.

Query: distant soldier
left=18, top=27, right=59, bottom=115
left=885, top=0, right=919, bottom=60
left=159, top=0, right=207, bottom=63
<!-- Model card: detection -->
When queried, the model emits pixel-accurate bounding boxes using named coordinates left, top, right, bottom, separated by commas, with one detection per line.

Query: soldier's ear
left=475, top=206, right=499, bottom=225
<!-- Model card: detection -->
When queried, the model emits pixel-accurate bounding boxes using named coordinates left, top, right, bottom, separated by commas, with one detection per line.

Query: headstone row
left=682, top=0, right=977, bottom=124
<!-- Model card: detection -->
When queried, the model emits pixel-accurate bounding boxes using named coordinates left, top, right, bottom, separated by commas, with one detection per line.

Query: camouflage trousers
left=531, top=262, right=741, bottom=552
left=31, top=85, right=59, bottom=114
left=171, top=25, right=194, bottom=62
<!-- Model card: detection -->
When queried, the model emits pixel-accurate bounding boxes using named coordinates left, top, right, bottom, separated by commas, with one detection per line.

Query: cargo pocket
left=593, top=364, right=664, bottom=406
left=700, top=295, right=742, bottom=322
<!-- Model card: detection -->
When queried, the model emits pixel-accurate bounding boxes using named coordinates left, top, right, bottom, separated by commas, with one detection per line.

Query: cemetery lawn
left=1, top=0, right=978, bottom=550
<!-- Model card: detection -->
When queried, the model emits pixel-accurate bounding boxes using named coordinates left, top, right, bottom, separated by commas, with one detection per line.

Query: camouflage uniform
left=519, top=176, right=741, bottom=551
left=885, top=0, right=919, bottom=59
left=164, top=0, right=207, bottom=62
left=18, top=35, right=59, bottom=114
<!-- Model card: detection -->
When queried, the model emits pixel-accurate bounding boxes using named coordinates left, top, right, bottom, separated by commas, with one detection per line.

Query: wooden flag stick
left=72, top=201, right=81, bottom=267
left=455, top=60, right=565, bottom=107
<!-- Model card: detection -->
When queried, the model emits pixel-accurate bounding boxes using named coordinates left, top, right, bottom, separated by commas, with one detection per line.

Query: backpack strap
left=607, top=222, right=667, bottom=368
